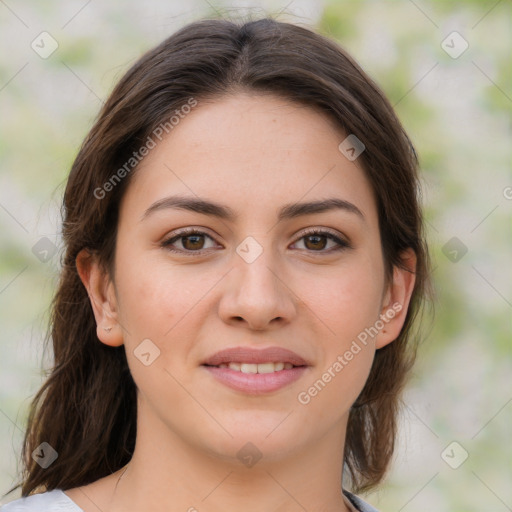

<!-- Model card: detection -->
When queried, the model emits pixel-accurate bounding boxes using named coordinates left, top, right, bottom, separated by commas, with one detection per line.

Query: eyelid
left=290, top=227, right=352, bottom=251
left=161, top=227, right=220, bottom=252
left=295, top=226, right=350, bottom=244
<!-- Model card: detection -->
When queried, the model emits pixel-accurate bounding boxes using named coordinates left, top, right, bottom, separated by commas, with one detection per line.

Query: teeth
left=254, top=363, right=275, bottom=374
left=241, top=363, right=258, bottom=374
left=217, top=362, right=296, bottom=373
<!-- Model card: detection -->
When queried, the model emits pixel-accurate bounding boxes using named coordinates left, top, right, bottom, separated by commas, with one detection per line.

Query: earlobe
left=375, top=248, right=417, bottom=350
left=76, top=249, right=124, bottom=347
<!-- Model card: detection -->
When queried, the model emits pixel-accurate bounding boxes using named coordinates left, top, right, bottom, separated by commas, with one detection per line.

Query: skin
left=72, top=92, right=416, bottom=512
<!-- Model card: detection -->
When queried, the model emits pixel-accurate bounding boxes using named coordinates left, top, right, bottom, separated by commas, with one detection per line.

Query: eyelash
left=161, top=227, right=352, bottom=255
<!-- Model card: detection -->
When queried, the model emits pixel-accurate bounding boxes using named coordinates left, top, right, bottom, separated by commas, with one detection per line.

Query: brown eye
left=292, top=230, right=351, bottom=252
left=181, top=234, right=206, bottom=250
left=162, top=229, right=217, bottom=253
left=162, top=228, right=351, bottom=255
left=303, top=234, right=328, bottom=251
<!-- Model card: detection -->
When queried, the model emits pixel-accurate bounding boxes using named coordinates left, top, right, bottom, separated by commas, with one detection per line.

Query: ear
left=76, top=249, right=124, bottom=347
left=374, top=248, right=417, bottom=350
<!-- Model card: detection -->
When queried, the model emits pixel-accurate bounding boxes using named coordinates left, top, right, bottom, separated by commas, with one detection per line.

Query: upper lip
left=202, top=346, right=309, bottom=366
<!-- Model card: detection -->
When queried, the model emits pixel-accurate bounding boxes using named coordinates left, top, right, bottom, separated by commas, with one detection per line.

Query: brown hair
left=5, top=16, right=431, bottom=499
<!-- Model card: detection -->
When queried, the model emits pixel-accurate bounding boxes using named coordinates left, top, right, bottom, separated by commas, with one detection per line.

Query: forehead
left=120, top=93, right=378, bottom=226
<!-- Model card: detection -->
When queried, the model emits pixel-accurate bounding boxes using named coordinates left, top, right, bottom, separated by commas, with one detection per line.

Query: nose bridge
left=235, top=235, right=283, bottom=298
left=245, top=256, right=279, bottom=291
left=218, top=234, right=295, bottom=328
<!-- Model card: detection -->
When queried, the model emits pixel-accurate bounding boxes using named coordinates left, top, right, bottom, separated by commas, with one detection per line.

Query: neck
left=100, top=405, right=353, bottom=512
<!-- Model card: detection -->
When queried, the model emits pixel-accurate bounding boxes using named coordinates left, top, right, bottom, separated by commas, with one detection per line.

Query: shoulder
left=344, top=490, right=381, bottom=512
left=0, top=489, right=83, bottom=512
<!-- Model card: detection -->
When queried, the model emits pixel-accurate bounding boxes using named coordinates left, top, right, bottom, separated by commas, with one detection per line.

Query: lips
left=201, top=346, right=309, bottom=367
left=201, top=347, right=310, bottom=395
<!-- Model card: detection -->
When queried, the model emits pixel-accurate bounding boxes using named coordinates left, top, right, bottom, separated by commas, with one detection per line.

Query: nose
left=217, top=247, right=297, bottom=331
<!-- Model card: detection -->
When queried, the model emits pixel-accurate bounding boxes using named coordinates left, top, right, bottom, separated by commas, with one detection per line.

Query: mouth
left=201, top=345, right=309, bottom=367
left=201, top=346, right=310, bottom=394
left=202, top=361, right=303, bottom=373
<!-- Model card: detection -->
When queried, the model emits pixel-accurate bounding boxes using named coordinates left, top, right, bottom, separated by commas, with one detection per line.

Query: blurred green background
left=0, top=1, right=510, bottom=510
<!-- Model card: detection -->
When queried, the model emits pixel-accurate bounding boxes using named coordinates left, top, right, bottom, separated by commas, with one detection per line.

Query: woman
left=1, top=16, right=431, bottom=512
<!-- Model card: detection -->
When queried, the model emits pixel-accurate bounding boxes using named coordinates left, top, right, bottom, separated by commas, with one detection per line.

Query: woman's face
left=82, top=92, right=414, bottom=465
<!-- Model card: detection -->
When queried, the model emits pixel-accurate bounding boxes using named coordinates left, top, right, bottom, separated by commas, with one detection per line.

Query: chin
left=194, top=414, right=307, bottom=461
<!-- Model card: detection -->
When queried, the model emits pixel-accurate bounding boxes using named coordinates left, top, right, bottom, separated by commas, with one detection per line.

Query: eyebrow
left=141, top=195, right=365, bottom=223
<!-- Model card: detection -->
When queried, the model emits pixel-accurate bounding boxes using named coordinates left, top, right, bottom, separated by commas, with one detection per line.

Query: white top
left=0, top=490, right=83, bottom=511
left=0, top=488, right=378, bottom=511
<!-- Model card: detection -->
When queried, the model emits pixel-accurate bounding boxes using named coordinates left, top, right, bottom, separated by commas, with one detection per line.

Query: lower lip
left=202, top=365, right=308, bottom=395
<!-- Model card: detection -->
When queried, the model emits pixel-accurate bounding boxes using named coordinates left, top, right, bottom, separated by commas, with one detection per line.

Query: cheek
left=295, top=253, right=383, bottom=406
left=303, top=255, right=384, bottom=339
left=114, top=249, right=217, bottom=343
left=113, top=256, right=203, bottom=390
